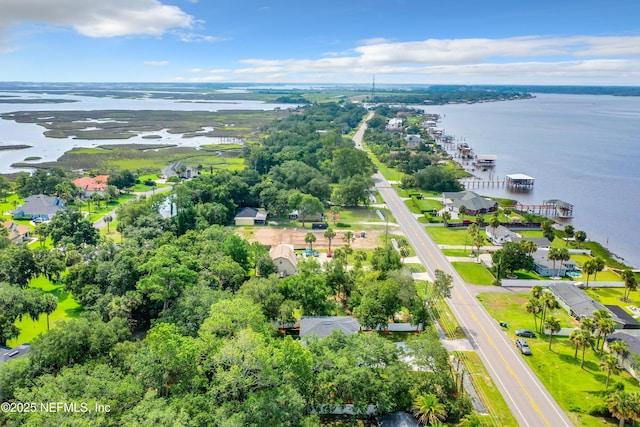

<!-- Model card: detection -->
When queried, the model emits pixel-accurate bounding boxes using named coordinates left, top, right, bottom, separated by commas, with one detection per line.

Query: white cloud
left=215, top=35, right=640, bottom=84
left=144, top=60, right=169, bottom=66
left=0, top=0, right=194, bottom=42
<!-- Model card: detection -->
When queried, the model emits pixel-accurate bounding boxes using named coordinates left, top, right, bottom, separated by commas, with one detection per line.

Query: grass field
left=477, top=292, right=640, bottom=427
left=426, top=227, right=472, bottom=246
left=7, top=276, right=83, bottom=347
left=452, top=262, right=495, bottom=285
left=455, top=351, right=519, bottom=427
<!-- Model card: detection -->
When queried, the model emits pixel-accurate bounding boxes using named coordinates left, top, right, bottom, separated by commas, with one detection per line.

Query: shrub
left=335, top=222, right=351, bottom=228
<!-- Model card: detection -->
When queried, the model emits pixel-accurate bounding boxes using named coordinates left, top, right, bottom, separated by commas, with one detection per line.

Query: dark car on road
left=515, top=329, right=536, bottom=338
left=515, top=338, right=532, bottom=355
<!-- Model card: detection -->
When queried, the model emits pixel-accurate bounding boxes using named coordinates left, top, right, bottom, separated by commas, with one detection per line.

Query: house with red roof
left=73, top=175, right=109, bottom=199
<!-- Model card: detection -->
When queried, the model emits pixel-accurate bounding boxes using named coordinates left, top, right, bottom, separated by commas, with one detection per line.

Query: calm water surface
left=430, top=94, right=640, bottom=268
left=0, top=92, right=292, bottom=174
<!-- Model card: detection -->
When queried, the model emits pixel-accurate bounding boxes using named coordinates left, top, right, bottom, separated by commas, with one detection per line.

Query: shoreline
left=434, top=125, right=638, bottom=270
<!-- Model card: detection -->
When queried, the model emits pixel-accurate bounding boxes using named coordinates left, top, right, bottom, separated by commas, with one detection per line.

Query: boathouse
left=505, top=174, right=535, bottom=189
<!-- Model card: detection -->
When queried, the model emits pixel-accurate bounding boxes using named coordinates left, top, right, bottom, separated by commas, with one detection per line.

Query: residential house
left=0, top=344, right=30, bottom=363
left=404, top=134, right=423, bottom=148
left=73, top=175, right=110, bottom=199
left=234, top=207, right=268, bottom=226
left=270, top=244, right=297, bottom=277
left=548, top=282, right=607, bottom=321
left=532, top=249, right=577, bottom=277
left=513, top=237, right=551, bottom=249
left=485, top=225, right=517, bottom=245
left=442, top=191, right=498, bottom=216
left=377, top=412, right=420, bottom=427
left=288, top=210, right=325, bottom=222
left=385, top=118, right=403, bottom=132
left=13, top=194, right=66, bottom=220
left=161, top=162, right=198, bottom=180
left=299, top=316, right=361, bottom=342
left=605, top=332, right=640, bottom=381
left=4, top=221, right=31, bottom=244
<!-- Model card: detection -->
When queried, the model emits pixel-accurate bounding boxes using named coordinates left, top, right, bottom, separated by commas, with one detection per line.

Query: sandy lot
left=246, top=227, right=388, bottom=250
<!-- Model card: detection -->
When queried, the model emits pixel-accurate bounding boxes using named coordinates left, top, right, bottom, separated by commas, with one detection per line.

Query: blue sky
left=1, top=0, right=639, bottom=84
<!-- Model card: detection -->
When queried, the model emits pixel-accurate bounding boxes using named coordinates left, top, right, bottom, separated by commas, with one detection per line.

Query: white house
left=270, top=244, right=297, bottom=277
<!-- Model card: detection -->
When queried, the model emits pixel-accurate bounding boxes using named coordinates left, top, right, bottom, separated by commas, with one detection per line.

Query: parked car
left=305, top=249, right=312, bottom=256
left=515, top=329, right=536, bottom=338
left=326, top=250, right=332, bottom=258
left=515, top=338, right=532, bottom=355
left=313, top=250, right=319, bottom=257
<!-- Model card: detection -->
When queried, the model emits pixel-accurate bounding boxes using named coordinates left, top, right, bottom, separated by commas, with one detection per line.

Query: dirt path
left=246, top=227, right=387, bottom=250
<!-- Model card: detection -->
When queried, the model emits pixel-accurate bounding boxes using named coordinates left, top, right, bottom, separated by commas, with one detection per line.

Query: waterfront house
left=270, top=244, right=297, bottom=277
left=73, top=175, right=109, bottom=199
left=4, top=221, right=31, bottom=244
left=234, top=207, right=267, bottom=226
left=442, top=191, right=498, bottom=216
left=13, top=194, right=66, bottom=220
left=605, top=332, right=640, bottom=382
left=532, top=249, right=577, bottom=277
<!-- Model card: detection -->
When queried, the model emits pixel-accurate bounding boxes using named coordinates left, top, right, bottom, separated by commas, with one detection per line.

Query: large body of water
left=0, top=92, right=293, bottom=174
left=428, top=94, right=640, bottom=268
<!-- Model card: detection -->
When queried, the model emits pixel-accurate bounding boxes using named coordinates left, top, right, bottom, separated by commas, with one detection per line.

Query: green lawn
left=452, top=262, right=495, bottom=285
left=584, top=288, right=640, bottom=315
left=7, top=276, right=83, bottom=347
left=477, top=292, right=640, bottom=427
left=442, top=249, right=471, bottom=257
left=426, top=227, right=471, bottom=246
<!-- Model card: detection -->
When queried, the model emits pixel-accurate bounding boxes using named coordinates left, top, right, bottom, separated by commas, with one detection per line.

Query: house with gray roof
left=234, top=207, right=268, bottom=226
left=161, top=162, right=198, bottom=180
left=485, top=225, right=517, bottom=245
left=0, top=344, right=30, bottom=363
left=442, top=191, right=498, bottom=216
left=547, top=283, right=634, bottom=330
left=605, top=331, right=640, bottom=381
left=532, top=249, right=577, bottom=277
left=299, top=316, right=360, bottom=342
left=13, top=194, right=65, bottom=220
left=377, top=412, right=419, bottom=427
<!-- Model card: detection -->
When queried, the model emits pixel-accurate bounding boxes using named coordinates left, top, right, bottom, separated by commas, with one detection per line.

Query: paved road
left=353, top=116, right=574, bottom=427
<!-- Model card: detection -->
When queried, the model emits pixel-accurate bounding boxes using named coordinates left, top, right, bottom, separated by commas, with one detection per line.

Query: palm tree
left=593, top=308, right=614, bottom=350
left=412, top=393, right=447, bottom=426
left=547, top=248, right=562, bottom=277
left=563, top=225, right=575, bottom=246
left=621, top=269, right=638, bottom=302
left=42, top=293, right=58, bottom=331
left=574, top=230, right=587, bottom=248
left=576, top=329, right=595, bottom=369
left=441, top=211, right=451, bottom=227
left=569, top=329, right=583, bottom=359
left=465, top=223, right=479, bottom=254
left=610, top=340, right=630, bottom=361
left=104, top=214, right=113, bottom=232
left=324, top=227, right=336, bottom=251
left=489, top=212, right=501, bottom=232
left=544, top=315, right=561, bottom=351
left=592, top=257, right=606, bottom=281
left=531, top=285, right=544, bottom=299
left=598, top=319, right=616, bottom=351
left=583, top=259, right=598, bottom=288
left=304, top=232, right=317, bottom=251
left=342, top=231, right=355, bottom=245
left=520, top=240, right=538, bottom=257
left=353, top=250, right=367, bottom=269
left=473, top=233, right=484, bottom=261
left=607, top=391, right=640, bottom=427
left=457, top=412, right=486, bottom=427
left=539, top=293, right=557, bottom=331
left=475, top=214, right=485, bottom=227
left=458, top=205, right=467, bottom=222
left=600, top=354, right=621, bottom=389
left=525, top=297, right=542, bottom=332
left=503, top=207, right=513, bottom=222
